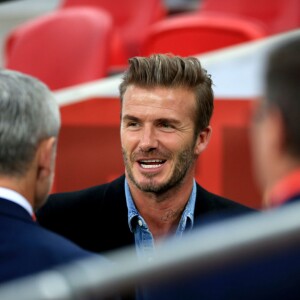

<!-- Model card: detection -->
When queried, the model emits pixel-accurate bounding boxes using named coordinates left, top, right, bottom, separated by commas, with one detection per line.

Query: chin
left=137, top=175, right=176, bottom=194
left=138, top=172, right=167, bottom=184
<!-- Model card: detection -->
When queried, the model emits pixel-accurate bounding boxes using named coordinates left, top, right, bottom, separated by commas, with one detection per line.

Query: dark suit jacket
left=37, top=175, right=253, bottom=255
left=0, top=197, right=96, bottom=284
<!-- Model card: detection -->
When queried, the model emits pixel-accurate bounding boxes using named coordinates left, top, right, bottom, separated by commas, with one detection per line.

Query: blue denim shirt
left=125, top=179, right=197, bottom=261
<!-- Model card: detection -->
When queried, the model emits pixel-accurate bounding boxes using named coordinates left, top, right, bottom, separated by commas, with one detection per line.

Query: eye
left=158, top=121, right=175, bottom=131
left=126, top=121, right=140, bottom=129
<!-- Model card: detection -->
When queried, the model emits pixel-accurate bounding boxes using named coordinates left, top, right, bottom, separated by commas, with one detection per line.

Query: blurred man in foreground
left=0, top=70, right=102, bottom=284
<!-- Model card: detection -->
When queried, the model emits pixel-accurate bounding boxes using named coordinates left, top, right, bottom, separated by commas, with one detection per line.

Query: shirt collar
left=124, top=179, right=197, bottom=233
left=0, top=187, right=33, bottom=216
left=266, top=169, right=300, bottom=208
left=125, top=179, right=140, bottom=232
left=176, top=180, right=196, bottom=235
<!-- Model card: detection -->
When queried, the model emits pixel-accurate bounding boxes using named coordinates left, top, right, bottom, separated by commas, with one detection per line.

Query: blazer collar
left=0, top=198, right=33, bottom=222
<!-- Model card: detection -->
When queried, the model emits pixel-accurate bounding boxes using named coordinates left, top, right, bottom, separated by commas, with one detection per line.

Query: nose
left=139, top=125, right=158, bottom=152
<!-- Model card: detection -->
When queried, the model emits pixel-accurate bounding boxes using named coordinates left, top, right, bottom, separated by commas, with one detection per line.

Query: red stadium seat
left=199, top=0, right=300, bottom=35
left=141, top=13, right=266, bottom=57
left=60, top=0, right=167, bottom=60
left=5, top=7, right=115, bottom=90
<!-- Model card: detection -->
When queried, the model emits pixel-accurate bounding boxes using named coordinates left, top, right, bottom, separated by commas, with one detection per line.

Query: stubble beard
left=122, top=145, right=196, bottom=195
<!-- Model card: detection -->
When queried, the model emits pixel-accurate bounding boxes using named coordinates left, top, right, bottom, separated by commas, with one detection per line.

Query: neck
left=128, top=177, right=194, bottom=240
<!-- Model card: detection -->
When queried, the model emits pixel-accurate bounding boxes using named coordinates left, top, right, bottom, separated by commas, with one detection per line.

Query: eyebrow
left=155, top=118, right=181, bottom=125
left=122, top=115, right=140, bottom=122
left=122, top=114, right=181, bottom=125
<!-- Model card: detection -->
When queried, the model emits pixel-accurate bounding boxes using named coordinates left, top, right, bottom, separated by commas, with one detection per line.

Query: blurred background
left=0, top=1, right=300, bottom=299
left=0, top=0, right=299, bottom=210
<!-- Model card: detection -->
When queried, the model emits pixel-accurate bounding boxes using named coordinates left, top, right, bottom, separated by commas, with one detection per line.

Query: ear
left=194, top=126, right=212, bottom=156
left=32, top=137, right=57, bottom=211
left=36, top=137, right=57, bottom=181
left=266, top=107, right=286, bottom=156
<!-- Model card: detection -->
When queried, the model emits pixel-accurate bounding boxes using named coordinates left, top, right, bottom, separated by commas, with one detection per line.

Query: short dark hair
left=265, top=37, right=300, bottom=157
left=119, top=54, right=214, bottom=135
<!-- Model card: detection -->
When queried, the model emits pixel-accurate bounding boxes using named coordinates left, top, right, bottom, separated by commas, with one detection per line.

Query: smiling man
left=37, top=54, right=252, bottom=258
left=120, top=83, right=210, bottom=240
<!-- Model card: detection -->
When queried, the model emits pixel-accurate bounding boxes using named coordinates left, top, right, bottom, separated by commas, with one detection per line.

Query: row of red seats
left=199, top=0, right=300, bottom=35
left=4, top=0, right=300, bottom=90
left=4, top=0, right=166, bottom=90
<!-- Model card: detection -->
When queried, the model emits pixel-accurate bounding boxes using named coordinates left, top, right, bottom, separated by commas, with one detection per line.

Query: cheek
left=121, top=132, right=142, bottom=157
left=252, top=133, right=265, bottom=166
left=121, top=130, right=134, bottom=146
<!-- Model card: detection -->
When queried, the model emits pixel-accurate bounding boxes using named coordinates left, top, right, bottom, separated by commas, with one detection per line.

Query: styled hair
left=0, top=69, right=61, bottom=176
left=265, top=37, right=300, bottom=157
left=119, top=54, right=214, bottom=135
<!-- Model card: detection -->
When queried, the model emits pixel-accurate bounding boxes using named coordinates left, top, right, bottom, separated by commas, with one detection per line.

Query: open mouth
left=138, top=159, right=166, bottom=169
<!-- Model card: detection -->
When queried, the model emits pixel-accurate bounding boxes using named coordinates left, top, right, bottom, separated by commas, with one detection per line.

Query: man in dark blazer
left=37, top=54, right=252, bottom=257
left=0, top=70, right=108, bottom=284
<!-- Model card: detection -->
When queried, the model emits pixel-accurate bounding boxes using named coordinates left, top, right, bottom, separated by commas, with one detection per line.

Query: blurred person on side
left=0, top=70, right=107, bottom=284
left=37, top=54, right=253, bottom=260
left=252, top=36, right=300, bottom=210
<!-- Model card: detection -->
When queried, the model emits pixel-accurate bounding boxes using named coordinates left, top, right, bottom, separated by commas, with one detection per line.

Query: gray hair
left=0, top=69, right=60, bottom=176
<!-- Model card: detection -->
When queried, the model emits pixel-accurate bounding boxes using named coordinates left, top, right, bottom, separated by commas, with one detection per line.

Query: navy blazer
left=0, top=197, right=95, bottom=284
left=37, top=175, right=253, bottom=255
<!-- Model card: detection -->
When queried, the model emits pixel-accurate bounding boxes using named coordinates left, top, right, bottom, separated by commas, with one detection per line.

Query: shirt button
left=138, top=219, right=143, bottom=227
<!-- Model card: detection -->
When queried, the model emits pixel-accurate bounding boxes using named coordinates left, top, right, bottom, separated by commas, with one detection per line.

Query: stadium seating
left=199, top=0, right=300, bottom=35
left=5, top=7, right=115, bottom=90
left=141, top=13, right=266, bottom=57
left=60, top=0, right=167, bottom=63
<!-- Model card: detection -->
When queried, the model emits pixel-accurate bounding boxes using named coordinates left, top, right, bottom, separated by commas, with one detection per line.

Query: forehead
left=121, top=85, right=196, bottom=117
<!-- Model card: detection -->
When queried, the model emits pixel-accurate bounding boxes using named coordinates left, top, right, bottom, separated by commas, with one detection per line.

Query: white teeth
left=140, top=160, right=163, bottom=163
left=141, top=164, right=162, bottom=169
left=139, top=159, right=165, bottom=169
